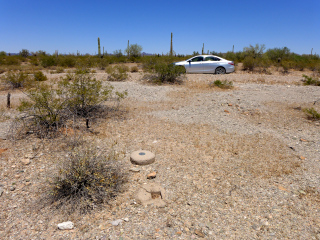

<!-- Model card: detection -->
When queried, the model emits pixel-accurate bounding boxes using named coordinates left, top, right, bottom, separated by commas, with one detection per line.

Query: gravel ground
left=0, top=70, right=320, bottom=239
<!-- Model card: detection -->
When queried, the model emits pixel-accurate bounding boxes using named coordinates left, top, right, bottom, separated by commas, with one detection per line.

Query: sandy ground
left=0, top=70, right=320, bottom=239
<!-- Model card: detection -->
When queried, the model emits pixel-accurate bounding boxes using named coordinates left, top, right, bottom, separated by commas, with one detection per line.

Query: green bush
left=59, top=69, right=126, bottom=117
left=304, top=107, right=320, bottom=120
left=106, top=65, right=129, bottom=81
left=242, top=56, right=256, bottom=71
left=4, top=70, right=31, bottom=88
left=145, top=63, right=185, bottom=84
left=302, top=74, right=320, bottom=86
left=50, top=145, right=125, bottom=213
left=33, top=71, right=48, bottom=81
left=18, top=84, right=66, bottom=132
left=40, top=55, right=57, bottom=68
left=209, top=80, right=233, bottom=89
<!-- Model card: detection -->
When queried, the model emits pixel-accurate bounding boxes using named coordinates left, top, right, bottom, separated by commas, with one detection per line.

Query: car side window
left=204, top=57, right=220, bottom=61
left=190, top=57, right=204, bottom=62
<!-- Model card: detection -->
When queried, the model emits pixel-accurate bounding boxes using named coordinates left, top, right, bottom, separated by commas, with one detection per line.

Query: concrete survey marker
left=130, top=150, right=155, bottom=165
left=135, top=183, right=166, bottom=207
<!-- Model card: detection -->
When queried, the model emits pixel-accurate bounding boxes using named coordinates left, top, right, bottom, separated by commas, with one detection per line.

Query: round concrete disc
left=130, top=150, right=155, bottom=165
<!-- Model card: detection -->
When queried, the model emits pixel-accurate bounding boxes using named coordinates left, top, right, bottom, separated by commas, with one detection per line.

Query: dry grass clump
left=49, top=144, right=125, bottom=214
left=304, top=107, right=320, bottom=120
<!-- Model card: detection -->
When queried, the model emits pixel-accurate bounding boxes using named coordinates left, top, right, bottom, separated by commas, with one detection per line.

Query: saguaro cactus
left=98, top=37, right=101, bottom=57
left=170, top=33, right=173, bottom=56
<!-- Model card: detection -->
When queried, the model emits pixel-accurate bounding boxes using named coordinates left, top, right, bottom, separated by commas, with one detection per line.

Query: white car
left=174, top=55, right=234, bottom=74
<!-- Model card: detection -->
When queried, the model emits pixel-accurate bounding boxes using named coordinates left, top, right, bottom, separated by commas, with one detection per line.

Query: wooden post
left=7, top=92, right=11, bottom=109
left=86, top=118, right=90, bottom=128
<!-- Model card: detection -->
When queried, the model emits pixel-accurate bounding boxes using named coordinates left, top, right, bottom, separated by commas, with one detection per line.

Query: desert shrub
left=97, top=58, right=109, bottom=70
left=50, top=145, right=125, bottom=213
left=59, top=69, right=126, bottom=117
left=40, top=55, right=57, bottom=68
left=302, top=74, right=320, bottom=86
left=106, top=65, right=129, bottom=81
left=56, top=67, right=64, bottom=73
left=3, top=56, right=20, bottom=65
left=242, top=56, right=256, bottom=71
left=58, top=55, right=76, bottom=68
left=33, top=71, right=48, bottom=81
left=144, top=63, right=185, bottom=84
left=130, top=65, right=139, bottom=72
left=0, top=51, right=6, bottom=56
left=209, top=80, right=233, bottom=89
left=304, top=108, right=320, bottom=120
left=281, top=61, right=291, bottom=74
left=18, top=84, right=67, bottom=134
left=4, top=70, right=31, bottom=88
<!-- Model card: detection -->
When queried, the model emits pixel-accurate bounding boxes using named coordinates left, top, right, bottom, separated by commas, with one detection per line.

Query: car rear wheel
left=215, top=67, right=226, bottom=74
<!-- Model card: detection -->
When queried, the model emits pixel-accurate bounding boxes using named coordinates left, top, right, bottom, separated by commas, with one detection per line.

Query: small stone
left=123, top=217, right=129, bottom=222
left=10, top=186, right=15, bottom=191
left=21, top=158, right=30, bottom=165
left=176, top=231, right=182, bottom=235
left=14, top=175, right=20, bottom=178
left=224, top=110, right=230, bottom=113
left=25, top=182, right=32, bottom=186
left=185, top=227, right=190, bottom=232
left=147, top=172, right=157, bottom=179
left=129, top=167, right=140, bottom=172
left=228, top=103, right=233, bottom=106
left=0, top=188, right=3, bottom=197
left=57, top=221, right=74, bottom=230
left=194, top=229, right=205, bottom=238
left=111, top=219, right=122, bottom=226
left=300, top=156, right=306, bottom=160
left=300, top=138, right=308, bottom=142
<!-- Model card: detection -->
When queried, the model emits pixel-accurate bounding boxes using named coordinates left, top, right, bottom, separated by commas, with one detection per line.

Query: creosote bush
left=33, top=71, right=48, bottom=81
left=4, top=70, right=31, bottom=88
left=50, top=145, right=125, bottom=213
left=302, top=74, right=320, bottom=86
left=304, top=108, right=320, bottom=120
left=106, top=65, right=129, bottom=81
left=210, top=80, right=234, bottom=89
left=17, top=68, right=127, bottom=137
left=144, top=63, right=185, bottom=84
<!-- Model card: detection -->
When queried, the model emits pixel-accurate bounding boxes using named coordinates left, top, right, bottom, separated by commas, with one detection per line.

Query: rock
left=0, top=188, right=3, bottom=197
left=123, top=217, right=129, bottom=222
left=194, top=229, right=205, bottom=238
left=111, top=219, right=122, bottom=226
left=228, top=103, right=233, bottom=106
left=135, top=183, right=166, bottom=207
left=130, top=150, right=155, bottom=165
left=300, top=156, right=306, bottom=160
left=300, top=138, right=308, bottom=142
left=57, top=221, right=74, bottom=230
left=21, top=158, right=30, bottom=165
left=224, top=110, right=230, bottom=113
left=176, top=231, right=182, bottom=235
left=10, top=186, right=15, bottom=191
left=147, top=172, right=157, bottom=179
left=129, top=167, right=140, bottom=172
left=0, top=148, right=8, bottom=155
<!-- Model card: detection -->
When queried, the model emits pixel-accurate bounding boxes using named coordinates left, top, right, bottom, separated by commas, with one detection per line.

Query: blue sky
left=1, top=0, right=319, bottom=55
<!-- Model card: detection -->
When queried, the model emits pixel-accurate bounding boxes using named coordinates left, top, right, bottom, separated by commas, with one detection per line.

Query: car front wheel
left=215, top=67, right=226, bottom=74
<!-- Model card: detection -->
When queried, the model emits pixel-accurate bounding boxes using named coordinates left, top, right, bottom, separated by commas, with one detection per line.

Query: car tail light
left=228, top=62, right=234, bottom=65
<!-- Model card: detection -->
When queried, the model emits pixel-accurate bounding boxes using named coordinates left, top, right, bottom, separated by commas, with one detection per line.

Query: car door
left=202, top=56, right=221, bottom=73
left=186, top=56, right=204, bottom=73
